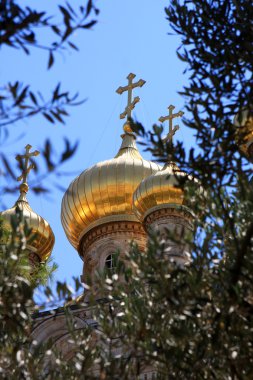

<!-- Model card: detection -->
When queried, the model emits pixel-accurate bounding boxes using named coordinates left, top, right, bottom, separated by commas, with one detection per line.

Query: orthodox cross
left=16, top=144, right=40, bottom=186
left=116, top=73, right=146, bottom=120
left=159, top=105, right=184, bottom=144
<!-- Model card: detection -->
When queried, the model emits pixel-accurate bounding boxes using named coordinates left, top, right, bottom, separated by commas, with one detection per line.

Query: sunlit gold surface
left=61, top=133, right=161, bottom=249
left=0, top=193, right=55, bottom=262
left=123, top=122, right=133, bottom=134
left=1, top=144, right=54, bottom=261
left=234, top=110, right=253, bottom=159
left=133, top=162, right=187, bottom=221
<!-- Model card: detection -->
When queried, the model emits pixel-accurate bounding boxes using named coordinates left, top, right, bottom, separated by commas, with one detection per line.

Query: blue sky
left=1, top=1, right=195, bottom=288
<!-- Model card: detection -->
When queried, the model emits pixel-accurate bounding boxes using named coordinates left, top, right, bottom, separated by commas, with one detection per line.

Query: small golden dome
left=234, top=109, right=253, bottom=160
left=133, top=162, right=187, bottom=221
left=61, top=132, right=161, bottom=250
left=0, top=144, right=54, bottom=262
left=0, top=189, right=55, bottom=262
left=123, top=121, right=134, bottom=134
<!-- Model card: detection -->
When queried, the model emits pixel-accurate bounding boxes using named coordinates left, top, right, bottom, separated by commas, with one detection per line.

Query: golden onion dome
left=133, top=161, right=188, bottom=221
left=0, top=144, right=55, bottom=263
left=0, top=183, right=55, bottom=262
left=61, top=130, right=161, bottom=250
left=234, top=109, right=253, bottom=160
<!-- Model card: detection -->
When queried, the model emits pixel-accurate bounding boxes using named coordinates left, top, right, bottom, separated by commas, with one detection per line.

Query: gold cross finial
left=16, top=144, right=40, bottom=193
left=159, top=105, right=184, bottom=144
left=116, top=73, right=146, bottom=120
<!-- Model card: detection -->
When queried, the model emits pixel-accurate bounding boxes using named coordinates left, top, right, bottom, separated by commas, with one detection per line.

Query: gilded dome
left=133, top=162, right=188, bottom=221
left=61, top=131, right=161, bottom=249
left=0, top=186, right=55, bottom=262
left=234, top=109, right=253, bottom=160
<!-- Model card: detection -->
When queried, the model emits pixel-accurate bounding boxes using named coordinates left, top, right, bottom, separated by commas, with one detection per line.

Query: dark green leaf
left=31, top=186, right=49, bottom=194
left=42, top=112, right=55, bottom=124
left=68, top=41, right=79, bottom=51
left=29, top=91, right=38, bottom=105
left=81, top=20, right=97, bottom=29
left=47, top=51, right=54, bottom=69
left=50, top=110, right=65, bottom=124
left=1, top=155, right=16, bottom=180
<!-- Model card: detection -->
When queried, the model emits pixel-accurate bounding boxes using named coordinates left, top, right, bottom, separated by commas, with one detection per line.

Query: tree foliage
left=0, top=0, right=99, bottom=201
left=1, top=0, right=253, bottom=379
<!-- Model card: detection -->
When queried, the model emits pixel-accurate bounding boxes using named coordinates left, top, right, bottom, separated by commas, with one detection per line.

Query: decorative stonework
left=144, top=205, right=195, bottom=266
left=32, top=305, right=98, bottom=361
left=78, top=221, right=147, bottom=287
left=79, top=220, right=146, bottom=255
left=144, top=205, right=194, bottom=230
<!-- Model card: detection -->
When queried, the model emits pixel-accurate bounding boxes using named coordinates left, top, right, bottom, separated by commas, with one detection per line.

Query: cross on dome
left=159, top=105, right=184, bottom=144
left=116, top=73, right=146, bottom=120
left=16, top=144, right=40, bottom=193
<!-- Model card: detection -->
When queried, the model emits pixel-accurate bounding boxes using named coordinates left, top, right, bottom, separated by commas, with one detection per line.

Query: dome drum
left=132, top=161, right=196, bottom=266
left=79, top=220, right=147, bottom=288
left=79, top=219, right=146, bottom=257
left=143, top=205, right=194, bottom=266
left=143, top=204, right=194, bottom=231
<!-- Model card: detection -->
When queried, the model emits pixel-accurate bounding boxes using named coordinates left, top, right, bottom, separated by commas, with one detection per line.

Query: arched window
left=105, top=254, right=114, bottom=270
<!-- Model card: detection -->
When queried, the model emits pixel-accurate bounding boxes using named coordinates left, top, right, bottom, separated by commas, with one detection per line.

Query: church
left=1, top=73, right=252, bottom=378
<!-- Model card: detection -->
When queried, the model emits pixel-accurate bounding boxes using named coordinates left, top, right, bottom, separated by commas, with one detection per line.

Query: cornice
left=79, top=220, right=147, bottom=257
left=144, top=205, right=194, bottom=229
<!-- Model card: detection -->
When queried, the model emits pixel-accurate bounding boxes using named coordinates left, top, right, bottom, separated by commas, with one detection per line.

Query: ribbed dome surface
left=133, top=162, right=187, bottom=221
left=0, top=193, right=55, bottom=261
left=61, top=133, right=161, bottom=249
left=234, top=109, right=253, bottom=159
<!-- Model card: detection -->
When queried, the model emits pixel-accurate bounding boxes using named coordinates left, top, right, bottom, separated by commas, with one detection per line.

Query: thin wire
left=87, top=97, right=121, bottom=166
left=141, top=98, right=153, bottom=128
left=134, top=99, right=153, bottom=156
left=115, top=95, right=125, bottom=153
